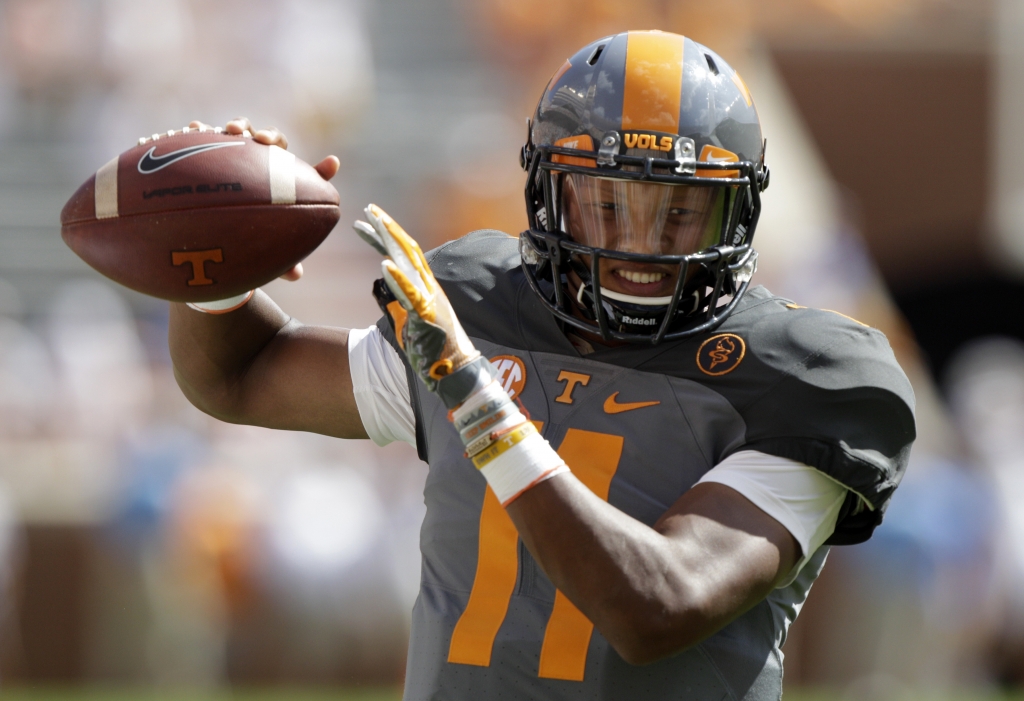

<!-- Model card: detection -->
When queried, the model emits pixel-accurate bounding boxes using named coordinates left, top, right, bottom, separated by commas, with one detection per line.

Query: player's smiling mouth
left=615, top=270, right=667, bottom=285
left=607, top=266, right=676, bottom=297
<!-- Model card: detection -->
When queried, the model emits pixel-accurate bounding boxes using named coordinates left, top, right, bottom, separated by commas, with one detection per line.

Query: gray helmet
left=520, top=30, right=769, bottom=344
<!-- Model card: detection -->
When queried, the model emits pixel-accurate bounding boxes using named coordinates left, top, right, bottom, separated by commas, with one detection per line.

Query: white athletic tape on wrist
left=454, top=391, right=569, bottom=505
left=186, top=290, right=254, bottom=314
left=477, top=428, right=569, bottom=506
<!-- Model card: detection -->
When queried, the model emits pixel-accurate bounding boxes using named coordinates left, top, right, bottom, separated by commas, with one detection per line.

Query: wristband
left=186, top=290, right=254, bottom=314
left=477, top=429, right=569, bottom=506
left=452, top=381, right=527, bottom=454
left=450, top=381, right=568, bottom=506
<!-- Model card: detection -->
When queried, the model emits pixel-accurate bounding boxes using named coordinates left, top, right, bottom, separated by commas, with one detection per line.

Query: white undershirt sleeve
left=347, top=325, right=416, bottom=447
left=697, top=450, right=848, bottom=587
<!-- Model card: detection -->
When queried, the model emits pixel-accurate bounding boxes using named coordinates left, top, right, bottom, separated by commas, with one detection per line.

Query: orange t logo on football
left=172, top=248, right=223, bottom=286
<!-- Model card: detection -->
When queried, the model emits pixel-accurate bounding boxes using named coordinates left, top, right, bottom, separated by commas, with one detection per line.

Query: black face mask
left=566, top=258, right=706, bottom=337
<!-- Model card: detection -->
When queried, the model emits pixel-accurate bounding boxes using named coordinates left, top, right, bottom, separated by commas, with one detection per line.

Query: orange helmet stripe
left=621, top=31, right=685, bottom=134
left=731, top=70, right=753, bottom=107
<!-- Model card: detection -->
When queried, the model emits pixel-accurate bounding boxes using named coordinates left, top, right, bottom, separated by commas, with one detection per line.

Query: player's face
left=561, top=174, right=723, bottom=298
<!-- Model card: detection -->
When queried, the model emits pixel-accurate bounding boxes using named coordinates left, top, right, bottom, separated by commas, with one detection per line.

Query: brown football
left=60, top=127, right=341, bottom=302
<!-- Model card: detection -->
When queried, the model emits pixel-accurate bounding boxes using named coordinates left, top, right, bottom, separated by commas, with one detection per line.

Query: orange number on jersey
left=447, top=426, right=625, bottom=682
left=538, top=429, right=623, bottom=680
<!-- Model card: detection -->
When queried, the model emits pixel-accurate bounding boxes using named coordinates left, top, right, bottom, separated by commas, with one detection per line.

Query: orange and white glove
left=354, top=204, right=495, bottom=408
left=354, top=204, right=567, bottom=504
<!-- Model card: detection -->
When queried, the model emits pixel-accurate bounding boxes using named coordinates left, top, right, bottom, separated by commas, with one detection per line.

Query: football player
left=170, top=31, right=915, bottom=700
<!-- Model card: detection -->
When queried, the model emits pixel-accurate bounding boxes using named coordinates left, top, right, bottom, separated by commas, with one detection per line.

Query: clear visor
left=561, top=173, right=724, bottom=256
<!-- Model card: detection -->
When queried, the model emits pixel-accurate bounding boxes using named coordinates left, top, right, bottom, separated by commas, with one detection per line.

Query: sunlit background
left=1, top=0, right=1023, bottom=699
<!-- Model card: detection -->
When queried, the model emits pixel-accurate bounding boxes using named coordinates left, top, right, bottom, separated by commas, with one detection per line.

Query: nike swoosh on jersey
left=603, top=392, right=660, bottom=414
left=137, top=141, right=245, bottom=174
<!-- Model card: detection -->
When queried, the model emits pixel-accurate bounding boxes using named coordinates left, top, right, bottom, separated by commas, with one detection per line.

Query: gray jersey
left=378, top=231, right=916, bottom=701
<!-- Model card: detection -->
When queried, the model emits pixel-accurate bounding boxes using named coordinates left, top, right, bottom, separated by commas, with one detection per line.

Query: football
left=60, top=127, right=341, bottom=303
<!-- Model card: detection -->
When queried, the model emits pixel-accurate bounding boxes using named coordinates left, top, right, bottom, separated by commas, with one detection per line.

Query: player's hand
left=188, top=118, right=341, bottom=283
left=219, top=117, right=340, bottom=181
left=354, top=204, right=495, bottom=408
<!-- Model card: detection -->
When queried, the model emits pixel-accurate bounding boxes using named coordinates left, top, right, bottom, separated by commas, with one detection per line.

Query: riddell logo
left=622, top=315, right=657, bottom=326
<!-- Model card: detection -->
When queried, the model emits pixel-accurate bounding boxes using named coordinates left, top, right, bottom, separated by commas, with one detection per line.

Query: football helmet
left=520, top=30, right=769, bottom=344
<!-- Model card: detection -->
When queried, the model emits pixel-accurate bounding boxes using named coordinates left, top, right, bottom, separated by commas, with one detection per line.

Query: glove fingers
left=353, top=220, right=388, bottom=256
left=366, top=205, right=437, bottom=296
left=383, top=260, right=436, bottom=323
left=380, top=264, right=413, bottom=310
left=363, top=215, right=429, bottom=301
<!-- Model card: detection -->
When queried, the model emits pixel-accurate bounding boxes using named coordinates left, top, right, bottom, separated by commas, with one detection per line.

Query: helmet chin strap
left=576, top=280, right=672, bottom=307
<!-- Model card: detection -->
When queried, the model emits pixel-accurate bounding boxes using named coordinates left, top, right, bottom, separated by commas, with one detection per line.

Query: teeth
left=616, top=270, right=666, bottom=284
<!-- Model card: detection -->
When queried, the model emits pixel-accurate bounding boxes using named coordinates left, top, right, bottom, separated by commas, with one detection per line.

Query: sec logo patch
left=490, top=355, right=527, bottom=399
left=696, top=334, right=746, bottom=376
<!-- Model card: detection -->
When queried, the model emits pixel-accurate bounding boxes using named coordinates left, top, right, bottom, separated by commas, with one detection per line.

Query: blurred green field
left=1, top=689, right=1024, bottom=701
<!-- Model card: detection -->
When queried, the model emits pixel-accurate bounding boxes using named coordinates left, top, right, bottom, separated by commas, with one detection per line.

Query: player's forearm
left=168, top=290, right=292, bottom=420
left=170, top=292, right=367, bottom=437
left=506, top=477, right=781, bottom=665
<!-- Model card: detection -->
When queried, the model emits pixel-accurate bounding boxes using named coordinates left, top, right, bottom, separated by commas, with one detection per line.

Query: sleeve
left=697, top=450, right=847, bottom=587
left=347, top=325, right=416, bottom=447
left=739, top=310, right=917, bottom=545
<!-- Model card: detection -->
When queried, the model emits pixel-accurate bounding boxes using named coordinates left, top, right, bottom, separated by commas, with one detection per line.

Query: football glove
left=354, top=204, right=568, bottom=505
left=354, top=204, right=495, bottom=408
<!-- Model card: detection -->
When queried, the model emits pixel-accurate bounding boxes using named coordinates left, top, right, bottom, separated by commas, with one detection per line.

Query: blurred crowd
left=0, top=0, right=418, bottom=685
left=0, top=0, right=1021, bottom=696
left=0, top=281, right=424, bottom=685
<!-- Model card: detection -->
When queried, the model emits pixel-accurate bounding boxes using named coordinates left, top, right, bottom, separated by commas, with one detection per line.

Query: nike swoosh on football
left=603, top=392, right=660, bottom=414
left=137, top=141, right=245, bottom=174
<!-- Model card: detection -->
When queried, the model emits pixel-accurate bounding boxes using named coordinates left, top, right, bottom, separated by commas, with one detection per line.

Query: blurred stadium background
left=1, top=0, right=1024, bottom=698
